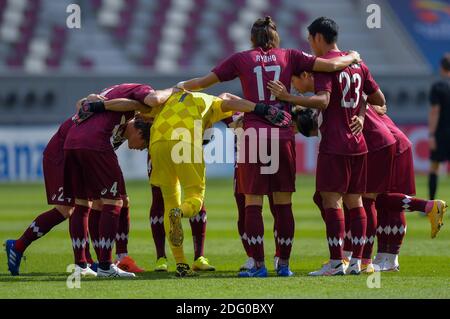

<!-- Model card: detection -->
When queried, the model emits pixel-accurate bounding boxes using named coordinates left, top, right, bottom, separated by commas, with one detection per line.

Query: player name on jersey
left=255, top=54, right=277, bottom=63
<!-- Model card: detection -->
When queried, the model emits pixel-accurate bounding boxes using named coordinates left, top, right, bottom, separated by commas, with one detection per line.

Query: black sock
left=429, top=173, right=438, bottom=200
left=99, top=262, right=111, bottom=271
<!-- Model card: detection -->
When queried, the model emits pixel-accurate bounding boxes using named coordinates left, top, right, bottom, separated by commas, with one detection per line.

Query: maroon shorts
left=43, top=155, right=74, bottom=206
left=64, top=149, right=126, bottom=200
left=366, top=144, right=396, bottom=194
left=390, top=147, right=416, bottom=195
left=236, top=137, right=296, bottom=195
left=316, top=152, right=367, bottom=194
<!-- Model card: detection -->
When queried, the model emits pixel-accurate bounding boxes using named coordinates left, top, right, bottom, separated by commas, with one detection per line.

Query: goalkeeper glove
left=253, top=103, right=292, bottom=128
left=72, top=100, right=106, bottom=125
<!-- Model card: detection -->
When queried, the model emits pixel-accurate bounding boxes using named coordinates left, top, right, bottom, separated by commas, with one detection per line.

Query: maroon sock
left=14, top=208, right=66, bottom=253
left=98, top=204, right=121, bottom=265
left=273, top=203, right=295, bottom=260
left=189, top=205, right=207, bottom=260
left=69, top=205, right=90, bottom=265
left=362, top=198, right=377, bottom=260
left=150, top=186, right=166, bottom=259
left=375, top=199, right=389, bottom=253
left=343, top=206, right=353, bottom=252
left=88, top=208, right=102, bottom=260
left=324, top=208, right=345, bottom=260
left=376, top=193, right=428, bottom=213
left=348, top=207, right=367, bottom=259
left=268, top=194, right=280, bottom=258
left=115, top=206, right=129, bottom=255
left=84, top=240, right=95, bottom=265
left=245, top=205, right=265, bottom=264
left=387, top=209, right=407, bottom=254
left=313, top=191, right=326, bottom=222
left=235, top=193, right=252, bottom=257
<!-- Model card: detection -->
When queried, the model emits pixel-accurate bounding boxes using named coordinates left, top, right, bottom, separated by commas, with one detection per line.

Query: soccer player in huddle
left=147, top=153, right=215, bottom=272
left=176, top=16, right=360, bottom=277
left=268, top=16, right=386, bottom=275
left=371, top=108, right=446, bottom=270
left=274, top=72, right=446, bottom=274
left=4, top=93, right=146, bottom=276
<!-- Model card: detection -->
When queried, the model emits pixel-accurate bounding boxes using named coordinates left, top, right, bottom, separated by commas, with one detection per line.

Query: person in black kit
left=429, top=53, right=450, bottom=200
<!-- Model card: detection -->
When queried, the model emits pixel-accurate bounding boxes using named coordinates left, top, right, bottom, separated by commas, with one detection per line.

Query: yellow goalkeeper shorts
left=149, top=140, right=206, bottom=189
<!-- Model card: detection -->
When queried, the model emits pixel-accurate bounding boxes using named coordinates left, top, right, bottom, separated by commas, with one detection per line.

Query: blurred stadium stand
left=0, top=0, right=447, bottom=125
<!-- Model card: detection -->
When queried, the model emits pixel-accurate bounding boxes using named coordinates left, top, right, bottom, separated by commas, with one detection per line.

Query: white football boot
left=361, top=259, right=376, bottom=274
left=362, top=263, right=376, bottom=274
left=381, top=254, right=400, bottom=272
left=75, top=265, right=97, bottom=277
left=97, top=263, right=136, bottom=278
left=345, top=258, right=361, bottom=275
left=308, top=260, right=346, bottom=276
left=372, top=253, right=387, bottom=272
left=239, top=257, right=255, bottom=271
left=343, top=250, right=353, bottom=263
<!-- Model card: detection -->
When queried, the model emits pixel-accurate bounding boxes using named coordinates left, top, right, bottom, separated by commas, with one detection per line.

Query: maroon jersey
left=378, top=114, right=412, bottom=155
left=212, top=47, right=316, bottom=139
left=363, top=106, right=396, bottom=152
left=64, top=83, right=153, bottom=152
left=43, top=117, right=74, bottom=161
left=314, top=51, right=379, bottom=155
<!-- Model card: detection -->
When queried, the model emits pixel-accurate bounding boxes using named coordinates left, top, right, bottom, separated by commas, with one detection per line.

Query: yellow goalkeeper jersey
left=150, top=91, right=232, bottom=146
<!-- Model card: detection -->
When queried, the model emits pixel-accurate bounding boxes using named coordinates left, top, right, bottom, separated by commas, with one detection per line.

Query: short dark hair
left=307, top=17, right=339, bottom=44
left=294, top=108, right=317, bottom=137
left=441, top=53, right=450, bottom=72
left=133, top=118, right=151, bottom=146
left=251, top=16, right=280, bottom=50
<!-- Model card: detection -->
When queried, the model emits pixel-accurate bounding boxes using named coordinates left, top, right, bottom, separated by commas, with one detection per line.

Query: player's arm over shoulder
left=177, top=72, right=221, bottom=91
left=291, top=49, right=360, bottom=73
left=312, top=51, right=361, bottom=72
left=144, top=87, right=180, bottom=107
left=179, top=53, right=240, bottom=91
left=106, top=98, right=149, bottom=113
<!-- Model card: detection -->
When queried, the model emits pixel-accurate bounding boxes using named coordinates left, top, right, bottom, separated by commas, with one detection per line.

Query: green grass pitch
left=0, top=175, right=449, bottom=299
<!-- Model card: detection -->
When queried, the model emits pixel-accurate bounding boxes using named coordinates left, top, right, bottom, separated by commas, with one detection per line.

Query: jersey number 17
left=254, top=65, right=281, bottom=101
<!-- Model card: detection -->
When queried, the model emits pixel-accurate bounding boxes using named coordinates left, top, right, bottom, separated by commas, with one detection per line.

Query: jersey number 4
left=339, top=71, right=362, bottom=108
left=254, top=65, right=281, bottom=101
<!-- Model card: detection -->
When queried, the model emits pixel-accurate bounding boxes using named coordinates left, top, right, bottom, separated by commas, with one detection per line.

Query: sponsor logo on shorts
left=101, top=188, right=108, bottom=195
